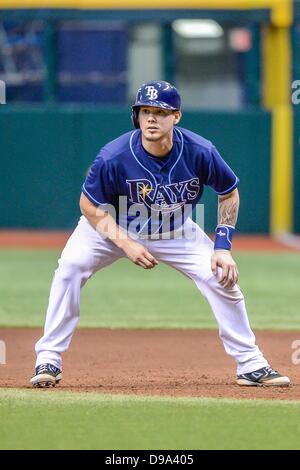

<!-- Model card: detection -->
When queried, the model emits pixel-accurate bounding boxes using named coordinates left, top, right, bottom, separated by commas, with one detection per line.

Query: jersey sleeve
left=204, top=145, right=239, bottom=195
left=82, top=150, right=115, bottom=206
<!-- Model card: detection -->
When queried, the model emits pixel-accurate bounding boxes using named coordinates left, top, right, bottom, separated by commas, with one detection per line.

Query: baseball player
left=30, top=80, right=290, bottom=388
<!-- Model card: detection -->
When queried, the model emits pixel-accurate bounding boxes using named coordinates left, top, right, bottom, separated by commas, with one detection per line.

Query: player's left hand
left=211, top=250, right=239, bottom=289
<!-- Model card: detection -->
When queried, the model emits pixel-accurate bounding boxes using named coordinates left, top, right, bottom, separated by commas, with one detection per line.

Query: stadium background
left=0, top=0, right=300, bottom=451
left=0, top=0, right=299, bottom=235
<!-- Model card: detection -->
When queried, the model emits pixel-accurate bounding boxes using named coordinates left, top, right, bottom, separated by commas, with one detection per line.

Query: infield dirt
left=0, top=328, right=299, bottom=400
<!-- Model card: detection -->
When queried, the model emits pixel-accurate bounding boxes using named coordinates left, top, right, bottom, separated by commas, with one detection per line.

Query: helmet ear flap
left=131, top=108, right=140, bottom=129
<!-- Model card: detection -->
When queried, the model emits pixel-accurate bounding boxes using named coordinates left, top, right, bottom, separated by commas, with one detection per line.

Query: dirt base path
left=0, top=328, right=299, bottom=400
left=0, top=231, right=299, bottom=251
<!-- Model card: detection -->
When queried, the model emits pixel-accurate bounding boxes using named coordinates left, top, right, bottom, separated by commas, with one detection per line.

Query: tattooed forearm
left=218, top=190, right=240, bottom=227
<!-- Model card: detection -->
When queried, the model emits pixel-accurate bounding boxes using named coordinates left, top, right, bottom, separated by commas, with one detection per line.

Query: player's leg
left=146, top=219, right=289, bottom=386
left=31, top=216, right=124, bottom=386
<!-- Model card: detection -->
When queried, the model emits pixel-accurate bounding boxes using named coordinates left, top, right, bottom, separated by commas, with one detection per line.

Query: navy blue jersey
left=82, top=127, right=239, bottom=236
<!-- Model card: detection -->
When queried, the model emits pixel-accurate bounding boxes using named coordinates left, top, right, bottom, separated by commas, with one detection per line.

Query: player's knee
left=206, top=276, right=244, bottom=303
left=224, top=286, right=244, bottom=303
left=219, top=285, right=244, bottom=303
left=56, top=255, right=93, bottom=281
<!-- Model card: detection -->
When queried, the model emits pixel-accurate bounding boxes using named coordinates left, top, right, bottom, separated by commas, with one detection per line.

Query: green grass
left=0, top=250, right=299, bottom=329
left=0, top=389, right=300, bottom=450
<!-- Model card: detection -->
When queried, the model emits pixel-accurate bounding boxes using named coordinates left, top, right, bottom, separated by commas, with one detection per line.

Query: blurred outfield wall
left=1, top=1, right=299, bottom=234
left=0, top=106, right=271, bottom=232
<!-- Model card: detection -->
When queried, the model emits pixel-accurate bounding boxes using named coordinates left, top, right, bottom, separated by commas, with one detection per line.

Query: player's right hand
left=211, top=250, right=239, bottom=288
left=121, top=239, right=158, bottom=269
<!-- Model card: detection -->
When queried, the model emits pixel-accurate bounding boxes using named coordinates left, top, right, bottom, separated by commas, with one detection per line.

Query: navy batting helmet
left=131, top=80, right=181, bottom=129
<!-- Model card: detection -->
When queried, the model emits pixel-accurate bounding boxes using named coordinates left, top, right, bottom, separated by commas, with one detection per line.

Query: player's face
left=138, top=106, right=181, bottom=142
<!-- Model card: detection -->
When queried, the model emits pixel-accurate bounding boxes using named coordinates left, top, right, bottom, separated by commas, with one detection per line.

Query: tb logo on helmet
left=145, top=86, right=158, bottom=100
left=131, top=80, right=181, bottom=129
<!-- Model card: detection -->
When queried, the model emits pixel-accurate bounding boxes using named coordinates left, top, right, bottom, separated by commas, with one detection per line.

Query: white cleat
left=237, top=366, right=290, bottom=387
left=30, top=363, right=62, bottom=388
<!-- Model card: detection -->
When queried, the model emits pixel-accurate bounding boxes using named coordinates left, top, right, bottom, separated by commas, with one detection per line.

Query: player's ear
left=173, top=111, right=182, bottom=125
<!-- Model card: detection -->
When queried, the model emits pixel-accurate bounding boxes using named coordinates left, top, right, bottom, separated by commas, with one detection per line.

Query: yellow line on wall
left=0, top=1, right=292, bottom=26
left=263, top=24, right=293, bottom=234
left=0, top=0, right=283, bottom=5
left=271, top=106, right=293, bottom=234
left=0, top=1, right=280, bottom=11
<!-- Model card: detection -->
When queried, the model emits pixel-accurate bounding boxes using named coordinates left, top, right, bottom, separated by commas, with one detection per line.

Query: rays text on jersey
left=126, top=177, right=200, bottom=213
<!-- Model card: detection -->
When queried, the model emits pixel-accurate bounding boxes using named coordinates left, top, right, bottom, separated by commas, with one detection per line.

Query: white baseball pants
left=35, top=216, right=269, bottom=375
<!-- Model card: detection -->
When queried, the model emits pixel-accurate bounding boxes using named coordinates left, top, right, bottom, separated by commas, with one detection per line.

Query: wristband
left=214, top=225, right=235, bottom=251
